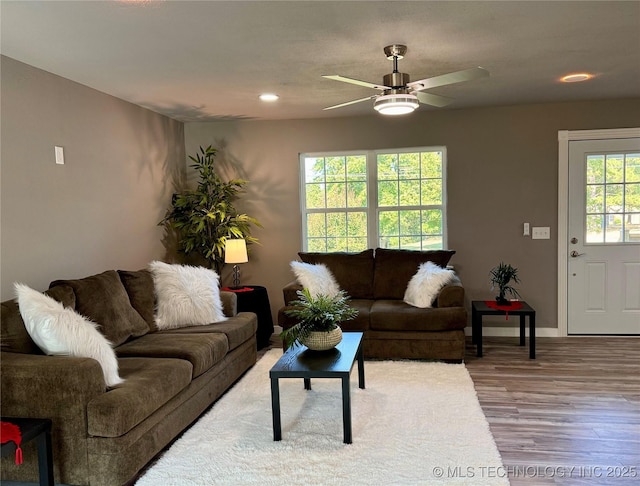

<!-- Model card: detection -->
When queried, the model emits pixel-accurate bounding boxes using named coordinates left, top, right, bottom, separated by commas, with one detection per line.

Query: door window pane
left=585, top=152, right=640, bottom=244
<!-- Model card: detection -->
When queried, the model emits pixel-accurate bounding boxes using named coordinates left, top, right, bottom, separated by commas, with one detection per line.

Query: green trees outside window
left=301, top=147, right=446, bottom=252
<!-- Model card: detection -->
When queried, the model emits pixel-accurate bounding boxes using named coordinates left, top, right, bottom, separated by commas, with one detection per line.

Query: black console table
left=224, top=285, right=274, bottom=349
left=1, top=417, right=54, bottom=486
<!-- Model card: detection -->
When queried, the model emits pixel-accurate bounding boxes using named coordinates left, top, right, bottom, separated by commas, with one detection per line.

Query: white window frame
left=299, top=146, right=447, bottom=252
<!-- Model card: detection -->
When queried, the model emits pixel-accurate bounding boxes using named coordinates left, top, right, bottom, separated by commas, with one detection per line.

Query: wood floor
left=464, top=336, right=640, bottom=485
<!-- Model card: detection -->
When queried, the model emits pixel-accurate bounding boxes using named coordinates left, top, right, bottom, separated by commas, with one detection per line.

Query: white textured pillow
left=149, top=261, right=226, bottom=330
left=404, top=261, right=455, bottom=308
left=15, top=283, right=124, bottom=387
left=290, top=261, right=341, bottom=298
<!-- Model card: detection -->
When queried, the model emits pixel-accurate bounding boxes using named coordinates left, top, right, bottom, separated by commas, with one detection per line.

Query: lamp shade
left=224, top=239, right=248, bottom=264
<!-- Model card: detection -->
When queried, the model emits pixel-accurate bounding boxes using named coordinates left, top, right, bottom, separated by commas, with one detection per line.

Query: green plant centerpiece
left=281, top=289, right=359, bottom=351
left=489, top=262, right=521, bottom=305
left=160, top=145, right=261, bottom=274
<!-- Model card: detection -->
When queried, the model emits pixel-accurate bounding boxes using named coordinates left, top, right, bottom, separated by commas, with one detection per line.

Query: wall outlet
left=532, top=226, right=550, bottom=239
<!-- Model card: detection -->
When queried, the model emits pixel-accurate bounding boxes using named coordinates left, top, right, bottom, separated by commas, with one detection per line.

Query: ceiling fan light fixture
left=560, top=73, right=593, bottom=83
left=374, top=94, right=419, bottom=115
left=259, top=93, right=279, bottom=102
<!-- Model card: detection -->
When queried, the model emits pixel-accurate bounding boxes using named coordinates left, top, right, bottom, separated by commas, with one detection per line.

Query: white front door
left=567, top=138, right=640, bottom=335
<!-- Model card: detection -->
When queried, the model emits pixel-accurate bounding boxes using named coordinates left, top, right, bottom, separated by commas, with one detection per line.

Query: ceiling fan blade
left=408, top=67, right=489, bottom=91
left=415, top=91, right=454, bottom=108
left=322, top=75, right=389, bottom=91
left=323, top=95, right=377, bottom=111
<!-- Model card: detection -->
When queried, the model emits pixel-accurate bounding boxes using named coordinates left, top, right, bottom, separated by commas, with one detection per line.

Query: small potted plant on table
left=281, top=289, right=358, bottom=351
left=489, top=262, right=521, bottom=305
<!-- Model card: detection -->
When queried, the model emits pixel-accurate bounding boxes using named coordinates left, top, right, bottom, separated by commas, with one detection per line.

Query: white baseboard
left=464, top=326, right=559, bottom=338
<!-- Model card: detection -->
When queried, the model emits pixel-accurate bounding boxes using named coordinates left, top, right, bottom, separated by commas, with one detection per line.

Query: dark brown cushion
left=369, top=300, right=467, bottom=332
left=117, top=269, right=157, bottom=331
left=50, top=270, right=149, bottom=347
left=115, top=332, right=229, bottom=378
left=1, top=285, right=76, bottom=354
left=373, top=248, right=456, bottom=299
left=298, top=249, right=375, bottom=299
left=159, top=313, right=257, bottom=351
left=87, top=357, right=192, bottom=438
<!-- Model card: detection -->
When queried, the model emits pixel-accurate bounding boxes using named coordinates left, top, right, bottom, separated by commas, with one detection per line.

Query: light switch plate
left=55, top=146, right=64, bottom=165
left=532, top=226, right=550, bottom=239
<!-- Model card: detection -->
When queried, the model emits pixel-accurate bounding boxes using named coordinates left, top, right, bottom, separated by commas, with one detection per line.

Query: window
left=301, top=147, right=446, bottom=252
left=585, top=152, right=640, bottom=243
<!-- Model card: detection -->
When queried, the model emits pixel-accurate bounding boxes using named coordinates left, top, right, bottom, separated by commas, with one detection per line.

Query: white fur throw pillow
left=404, top=261, right=455, bottom=308
left=149, top=261, right=226, bottom=330
left=15, top=283, right=124, bottom=387
left=290, top=261, right=341, bottom=298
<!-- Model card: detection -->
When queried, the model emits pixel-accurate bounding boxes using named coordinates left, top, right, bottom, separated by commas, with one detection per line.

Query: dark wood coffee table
left=269, top=331, right=365, bottom=444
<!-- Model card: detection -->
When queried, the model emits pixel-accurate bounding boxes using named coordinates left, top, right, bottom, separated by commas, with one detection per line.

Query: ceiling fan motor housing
left=383, top=72, right=410, bottom=91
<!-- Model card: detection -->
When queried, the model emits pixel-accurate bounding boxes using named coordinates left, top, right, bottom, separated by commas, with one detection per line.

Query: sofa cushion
left=50, top=270, right=149, bottom=347
left=369, top=300, right=467, bottom=332
left=118, top=269, right=157, bottom=331
left=290, top=261, right=340, bottom=298
left=159, top=313, right=257, bottom=351
left=115, top=332, right=229, bottom=378
left=404, top=262, right=456, bottom=308
left=15, top=283, right=124, bottom=387
left=335, top=299, right=372, bottom=331
left=373, top=248, right=456, bottom=299
left=1, top=285, right=75, bottom=355
left=149, top=261, right=226, bottom=330
left=87, top=357, right=193, bottom=438
left=298, top=249, right=374, bottom=299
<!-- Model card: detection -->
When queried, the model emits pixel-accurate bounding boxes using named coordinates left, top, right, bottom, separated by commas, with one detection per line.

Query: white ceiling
left=2, top=0, right=639, bottom=122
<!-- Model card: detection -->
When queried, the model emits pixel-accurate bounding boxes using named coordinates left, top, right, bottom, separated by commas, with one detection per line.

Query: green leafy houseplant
left=160, top=145, right=261, bottom=274
left=281, top=289, right=359, bottom=349
left=489, top=262, right=521, bottom=304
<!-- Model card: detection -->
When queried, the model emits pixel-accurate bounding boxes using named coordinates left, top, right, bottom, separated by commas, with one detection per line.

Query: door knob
left=570, top=237, right=578, bottom=244
left=570, top=250, right=584, bottom=257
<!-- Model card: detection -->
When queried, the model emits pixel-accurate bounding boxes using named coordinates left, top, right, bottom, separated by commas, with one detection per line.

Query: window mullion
left=367, top=150, right=379, bottom=249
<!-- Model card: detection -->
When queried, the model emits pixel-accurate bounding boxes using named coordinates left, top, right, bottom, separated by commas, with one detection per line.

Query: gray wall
left=186, top=99, right=640, bottom=331
left=3, top=54, right=638, bottom=332
left=1, top=56, right=185, bottom=299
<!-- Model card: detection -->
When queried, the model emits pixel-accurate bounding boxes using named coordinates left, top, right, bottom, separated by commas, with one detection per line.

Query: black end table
left=1, top=417, right=54, bottom=486
left=223, top=285, right=274, bottom=349
left=269, top=332, right=365, bottom=444
left=472, top=300, right=536, bottom=359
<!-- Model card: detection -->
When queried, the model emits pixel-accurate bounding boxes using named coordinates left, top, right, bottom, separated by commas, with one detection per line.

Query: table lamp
left=224, top=239, right=248, bottom=288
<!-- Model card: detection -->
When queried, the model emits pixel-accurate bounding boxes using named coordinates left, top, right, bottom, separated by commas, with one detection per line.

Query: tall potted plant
left=489, top=262, right=521, bottom=304
left=160, top=145, right=261, bottom=274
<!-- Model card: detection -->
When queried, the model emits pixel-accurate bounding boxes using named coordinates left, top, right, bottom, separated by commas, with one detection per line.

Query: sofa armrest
left=1, top=352, right=106, bottom=417
left=436, top=277, right=465, bottom=308
left=220, top=291, right=238, bottom=317
left=1, top=352, right=106, bottom=483
left=282, top=280, right=303, bottom=306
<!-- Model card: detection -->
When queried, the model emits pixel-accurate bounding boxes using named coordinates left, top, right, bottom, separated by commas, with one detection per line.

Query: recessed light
left=259, top=93, right=279, bottom=102
left=561, top=73, right=593, bottom=83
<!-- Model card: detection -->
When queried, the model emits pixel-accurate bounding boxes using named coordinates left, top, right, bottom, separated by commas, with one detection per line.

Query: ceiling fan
left=323, top=44, right=489, bottom=115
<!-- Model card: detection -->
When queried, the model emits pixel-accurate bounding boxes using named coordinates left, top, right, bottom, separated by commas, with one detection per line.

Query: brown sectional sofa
left=1, top=268, right=257, bottom=486
left=278, top=248, right=467, bottom=361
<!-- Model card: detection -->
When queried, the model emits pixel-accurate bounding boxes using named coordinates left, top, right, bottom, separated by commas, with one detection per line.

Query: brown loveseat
left=278, top=249, right=467, bottom=361
left=1, top=269, right=257, bottom=486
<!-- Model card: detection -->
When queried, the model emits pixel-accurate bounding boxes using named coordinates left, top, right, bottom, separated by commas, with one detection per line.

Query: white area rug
left=136, top=349, right=508, bottom=485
